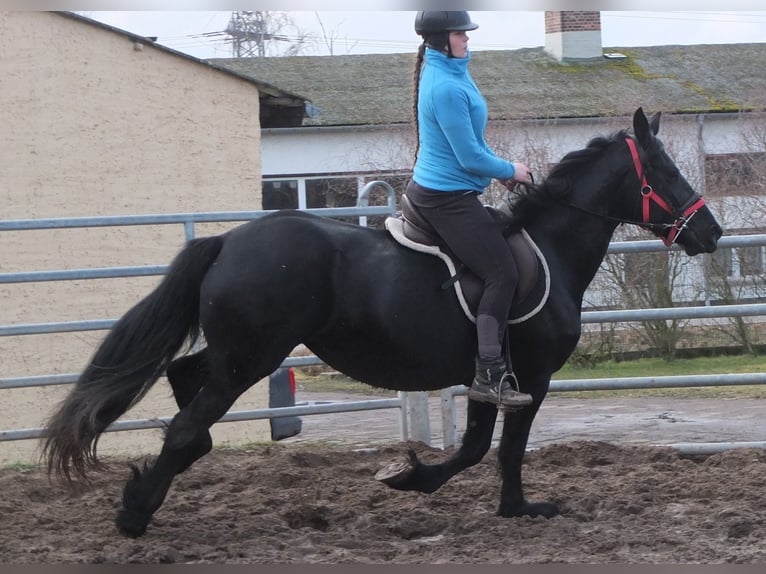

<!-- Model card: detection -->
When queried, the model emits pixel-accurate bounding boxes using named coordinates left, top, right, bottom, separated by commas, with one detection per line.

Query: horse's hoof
left=116, top=508, right=149, bottom=538
left=525, top=501, right=560, bottom=518
left=499, top=500, right=560, bottom=519
left=374, top=458, right=415, bottom=485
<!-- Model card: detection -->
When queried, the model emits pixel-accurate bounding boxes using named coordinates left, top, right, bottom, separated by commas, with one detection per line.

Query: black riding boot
left=468, top=356, right=533, bottom=409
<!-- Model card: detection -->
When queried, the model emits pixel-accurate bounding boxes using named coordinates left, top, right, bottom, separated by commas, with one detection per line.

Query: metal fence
left=0, top=182, right=412, bottom=445
left=439, top=234, right=766, bottom=453
left=2, top=186, right=766, bottom=455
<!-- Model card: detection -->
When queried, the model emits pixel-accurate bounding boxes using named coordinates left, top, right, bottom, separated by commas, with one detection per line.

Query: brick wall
left=544, top=11, right=602, bottom=61
left=545, top=11, right=601, bottom=33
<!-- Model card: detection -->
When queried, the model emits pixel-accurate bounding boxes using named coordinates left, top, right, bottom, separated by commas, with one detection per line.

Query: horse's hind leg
left=167, top=351, right=208, bottom=409
left=116, top=350, right=268, bottom=538
left=376, top=399, right=498, bottom=493
left=165, top=351, right=213, bottom=474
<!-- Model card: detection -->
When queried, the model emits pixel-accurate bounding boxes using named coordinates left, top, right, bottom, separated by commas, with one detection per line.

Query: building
left=211, top=12, right=766, bottom=310
left=0, top=11, right=308, bottom=464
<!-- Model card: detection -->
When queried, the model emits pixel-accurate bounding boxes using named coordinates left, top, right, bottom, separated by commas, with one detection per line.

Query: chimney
left=544, top=11, right=602, bottom=62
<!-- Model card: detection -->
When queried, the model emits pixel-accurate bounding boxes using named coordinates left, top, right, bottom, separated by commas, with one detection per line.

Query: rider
left=406, top=11, right=533, bottom=409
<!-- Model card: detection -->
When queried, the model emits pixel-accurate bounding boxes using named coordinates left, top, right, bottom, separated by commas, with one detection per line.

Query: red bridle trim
left=666, top=197, right=707, bottom=246
left=625, top=137, right=707, bottom=247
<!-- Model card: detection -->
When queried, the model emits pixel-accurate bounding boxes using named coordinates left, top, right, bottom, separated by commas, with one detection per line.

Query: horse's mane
left=504, top=129, right=632, bottom=229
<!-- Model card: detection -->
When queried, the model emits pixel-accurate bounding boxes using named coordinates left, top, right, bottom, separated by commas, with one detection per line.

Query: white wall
left=262, top=111, right=766, bottom=184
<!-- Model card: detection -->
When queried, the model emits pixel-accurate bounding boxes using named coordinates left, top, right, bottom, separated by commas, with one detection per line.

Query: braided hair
left=411, top=43, right=426, bottom=165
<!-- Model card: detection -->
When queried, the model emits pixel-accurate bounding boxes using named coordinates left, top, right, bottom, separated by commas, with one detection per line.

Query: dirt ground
left=1, top=437, right=765, bottom=564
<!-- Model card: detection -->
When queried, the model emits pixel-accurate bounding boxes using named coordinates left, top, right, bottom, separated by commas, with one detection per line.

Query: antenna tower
left=225, top=11, right=288, bottom=58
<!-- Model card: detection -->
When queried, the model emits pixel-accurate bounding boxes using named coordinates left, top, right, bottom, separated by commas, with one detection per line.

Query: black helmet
left=414, top=11, right=479, bottom=37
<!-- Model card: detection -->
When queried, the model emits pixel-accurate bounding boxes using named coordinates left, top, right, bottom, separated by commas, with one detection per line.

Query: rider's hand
left=510, top=162, right=532, bottom=184
left=499, top=162, right=533, bottom=191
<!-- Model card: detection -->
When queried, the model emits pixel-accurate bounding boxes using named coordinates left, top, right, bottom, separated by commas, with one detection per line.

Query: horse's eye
left=662, top=168, right=680, bottom=185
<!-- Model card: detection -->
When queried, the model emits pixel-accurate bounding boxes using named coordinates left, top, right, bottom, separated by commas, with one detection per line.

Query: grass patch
left=294, top=354, right=766, bottom=399
left=555, top=354, right=766, bottom=379
left=551, top=354, right=766, bottom=399
left=549, top=384, right=766, bottom=400
left=3, top=462, right=37, bottom=473
left=295, top=371, right=396, bottom=396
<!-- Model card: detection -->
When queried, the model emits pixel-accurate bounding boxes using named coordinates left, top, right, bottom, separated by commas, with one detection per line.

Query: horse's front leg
left=496, top=377, right=559, bottom=518
left=376, top=398, right=498, bottom=493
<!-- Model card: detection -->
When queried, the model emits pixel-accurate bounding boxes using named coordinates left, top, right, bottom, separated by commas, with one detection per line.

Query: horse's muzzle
left=682, top=221, right=722, bottom=256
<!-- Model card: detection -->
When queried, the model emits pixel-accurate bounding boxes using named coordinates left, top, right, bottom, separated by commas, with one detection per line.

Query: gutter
left=262, top=110, right=764, bottom=136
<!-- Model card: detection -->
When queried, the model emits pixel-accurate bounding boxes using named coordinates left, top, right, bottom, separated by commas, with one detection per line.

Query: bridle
left=625, top=137, right=707, bottom=247
left=510, top=137, right=708, bottom=247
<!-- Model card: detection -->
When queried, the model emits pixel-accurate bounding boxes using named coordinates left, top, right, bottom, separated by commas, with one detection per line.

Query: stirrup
left=499, top=371, right=533, bottom=410
left=469, top=371, right=532, bottom=410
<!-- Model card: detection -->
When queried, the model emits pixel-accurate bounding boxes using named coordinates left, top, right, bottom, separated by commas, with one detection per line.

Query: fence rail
left=440, top=373, right=766, bottom=453
left=2, top=191, right=765, bottom=455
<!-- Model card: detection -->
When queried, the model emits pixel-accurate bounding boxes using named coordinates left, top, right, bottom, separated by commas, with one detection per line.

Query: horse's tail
left=42, top=235, right=225, bottom=483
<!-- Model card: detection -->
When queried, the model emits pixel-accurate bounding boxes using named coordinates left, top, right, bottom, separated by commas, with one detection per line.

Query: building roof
left=210, top=43, right=766, bottom=127
left=57, top=11, right=309, bottom=128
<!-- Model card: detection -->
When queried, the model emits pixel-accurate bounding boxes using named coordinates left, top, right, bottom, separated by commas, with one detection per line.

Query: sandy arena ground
left=1, top=386, right=765, bottom=563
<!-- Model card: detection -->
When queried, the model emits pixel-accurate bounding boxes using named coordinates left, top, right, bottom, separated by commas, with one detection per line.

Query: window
left=262, top=180, right=298, bottom=210
left=705, top=246, right=765, bottom=280
left=306, top=178, right=358, bottom=209
left=738, top=246, right=764, bottom=277
left=705, top=152, right=766, bottom=197
left=262, top=173, right=410, bottom=227
left=707, top=247, right=734, bottom=279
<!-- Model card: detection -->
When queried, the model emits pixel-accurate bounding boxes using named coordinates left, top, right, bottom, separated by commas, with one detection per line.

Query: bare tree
left=602, top=247, right=693, bottom=361
left=702, top=117, right=766, bottom=355
left=705, top=253, right=758, bottom=355
left=313, top=13, right=358, bottom=56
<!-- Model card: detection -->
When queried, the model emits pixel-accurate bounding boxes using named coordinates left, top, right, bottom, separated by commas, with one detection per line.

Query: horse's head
left=630, top=107, right=722, bottom=256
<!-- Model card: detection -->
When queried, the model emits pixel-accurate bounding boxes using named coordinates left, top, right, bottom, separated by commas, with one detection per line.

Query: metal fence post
left=407, top=391, right=431, bottom=445
left=397, top=391, right=409, bottom=442
left=440, top=386, right=460, bottom=449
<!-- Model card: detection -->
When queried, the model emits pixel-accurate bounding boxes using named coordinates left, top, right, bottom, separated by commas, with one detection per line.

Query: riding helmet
left=414, top=11, right=479, bottom=35
left=414, top=11, right=478, bottom=56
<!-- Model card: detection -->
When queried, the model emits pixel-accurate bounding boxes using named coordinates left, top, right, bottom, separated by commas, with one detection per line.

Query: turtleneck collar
left=424, top=47, right=471, bottom=74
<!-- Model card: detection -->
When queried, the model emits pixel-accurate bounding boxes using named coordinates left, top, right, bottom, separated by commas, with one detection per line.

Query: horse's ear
left=649, top=111, right=661, bottom=135
left=633, top=107, right=656, bottom=149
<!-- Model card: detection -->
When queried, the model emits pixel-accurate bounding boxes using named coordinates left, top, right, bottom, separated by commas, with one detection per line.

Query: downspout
left=696, top=113, right=706, bottom=198
left=696, top=113, right=712, bottom=307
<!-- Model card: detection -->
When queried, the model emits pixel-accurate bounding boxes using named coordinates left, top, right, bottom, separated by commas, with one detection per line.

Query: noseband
left=625, top=138, right=707, bottom=247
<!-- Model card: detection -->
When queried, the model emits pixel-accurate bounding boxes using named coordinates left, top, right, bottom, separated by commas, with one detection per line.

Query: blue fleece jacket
left=412, top=48, right=516, bottom=193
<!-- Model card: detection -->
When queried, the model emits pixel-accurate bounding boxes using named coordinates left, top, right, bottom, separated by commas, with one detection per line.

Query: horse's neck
left=532, top=198, right=622, bottom=300
left=522, top=140, right=642, bottom=303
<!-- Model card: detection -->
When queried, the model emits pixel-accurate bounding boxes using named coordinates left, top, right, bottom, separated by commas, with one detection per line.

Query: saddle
left=385, top=194, right=550, bottom=325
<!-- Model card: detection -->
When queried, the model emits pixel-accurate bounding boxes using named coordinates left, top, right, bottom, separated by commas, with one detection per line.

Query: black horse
left=42, top=108, right=721, bottom=538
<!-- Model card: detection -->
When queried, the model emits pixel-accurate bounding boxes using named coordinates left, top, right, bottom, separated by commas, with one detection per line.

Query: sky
left=79, top=10, right=766, bottom=59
